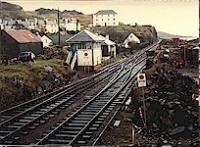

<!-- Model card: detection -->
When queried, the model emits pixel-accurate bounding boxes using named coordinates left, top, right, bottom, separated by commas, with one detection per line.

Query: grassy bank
left=0, top=59, right=72, bottom=108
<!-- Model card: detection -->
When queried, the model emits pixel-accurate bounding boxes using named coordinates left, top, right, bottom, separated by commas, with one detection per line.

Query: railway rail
left=0, top=41, right=160, bottom=145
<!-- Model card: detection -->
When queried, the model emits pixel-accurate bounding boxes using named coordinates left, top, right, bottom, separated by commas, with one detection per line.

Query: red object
left=139, top=75, right=144, bottom=80
left=5, top=29, right=41, bottom=43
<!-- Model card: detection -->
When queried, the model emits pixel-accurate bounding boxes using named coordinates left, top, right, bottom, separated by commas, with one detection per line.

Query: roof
left=66, top=30, right=104, bottom=43
left=48, top=33, right=73, bottom=44
left=4, top=29, right=41, bottom=43
left=99, top=35, right=115, bottom=45
left=94, top=10, right=117, bottom=15
left=103, top=32, right=133, bottom=43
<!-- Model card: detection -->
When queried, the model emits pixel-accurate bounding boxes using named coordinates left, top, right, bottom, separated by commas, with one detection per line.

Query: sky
left=2, top=0, right=199, bottom=37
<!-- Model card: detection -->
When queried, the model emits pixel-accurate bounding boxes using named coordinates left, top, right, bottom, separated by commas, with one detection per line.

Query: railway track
left=36, top=57, right=146, bottom=146
left=0, top=65, right=124, bottom=144
left=0, top=63, right=120, bottom=124
left=0, top=41, right=160, bottom=145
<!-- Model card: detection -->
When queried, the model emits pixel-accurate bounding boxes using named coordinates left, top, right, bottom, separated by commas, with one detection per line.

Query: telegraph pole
left=57, top=8, right=61, bottom=46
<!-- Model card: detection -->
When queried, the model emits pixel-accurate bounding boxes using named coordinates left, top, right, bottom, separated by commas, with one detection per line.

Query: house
left=61, top=18, right=80, bottom=32
left=104, top=32, right=140, bottom=48
left=45, top=19, right=59, bottom=33
left=39, top=35, right=53, bottom=47
left=66, top=30, right=104, bottom=70
left=93, top=10, right=118, bottom=26
left=100, top=35, right=116, bottom=58
left=1, top=29, right=43, bottom=59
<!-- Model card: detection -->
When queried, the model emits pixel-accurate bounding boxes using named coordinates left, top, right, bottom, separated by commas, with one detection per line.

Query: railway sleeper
left=67, top=123, right=86, bottom=127
left=59, top=130, right=79, bottom=134
left=71, top=120, right=89, bottom=123
left=48, top=139, right=71, bottom=144
left=82, top=135, right=91, bottom=139
left=12, top=122, right=26, bottom=126
left=89, top=127, right=97, bottom=131
left=23, top=116, right=37, bottom=120
left=85, top=131, right=93, bottom=135
left=31, top=113, right=42, bottom=117
left=74, top=117, right=91, bottom=121
left=54, top=134, right=75, bottom=138
left=95, top=120, right=103, bottom=124
left=80, top=111, right=97, bottom=115
left=63, top=126, right=83, bottom=130
left=34, top=111, right=44, bottom=115
left=18, top=119, right=32, bottom=123
left=92, top=124, right=100, bottom=127
left=7, top=125, right=19, bottom=129
left=77, top=140, right=87, bottom=144
left=76, top=114, right=94, bottom=118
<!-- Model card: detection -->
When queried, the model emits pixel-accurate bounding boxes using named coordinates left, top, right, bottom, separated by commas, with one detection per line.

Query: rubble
left=131, top=67, right=199, bottom=144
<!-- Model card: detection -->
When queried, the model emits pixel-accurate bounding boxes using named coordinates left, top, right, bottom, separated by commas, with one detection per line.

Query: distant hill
left=0, top=1, right=23, bottom=12
left=35, top=8, right=84, bottom=15
left=157, top=31, right=195, bottom=39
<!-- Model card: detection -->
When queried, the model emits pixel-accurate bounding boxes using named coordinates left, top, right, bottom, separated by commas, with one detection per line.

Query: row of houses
left=0, top=9, right=119, bottom=33
left=0, top=18, right=81, bottom=33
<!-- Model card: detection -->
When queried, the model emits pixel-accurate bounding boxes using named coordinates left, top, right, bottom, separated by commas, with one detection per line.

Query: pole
left=132, top=123, right=135, bottom=145
left=57, top=8, right=60, bottom=46
left=142, top=87, right=147, bottom=128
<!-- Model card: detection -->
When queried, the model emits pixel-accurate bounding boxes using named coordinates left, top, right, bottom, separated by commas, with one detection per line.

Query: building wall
left=123, top=33, right=140, bottom=48
left=61, top=19, right=81, bottom=31
left=77, top=48, right=102, bottom=66
left=93, top=13, right=118, bottom=26
left=40, top=36, right=52, bottom=47
left=45, top=20, right=59, bottom=33
left=1, top=31, right=43, bottom=59
left=18, top=42, right=43, bottom=56
left=1, top=31, right=20, bottom=59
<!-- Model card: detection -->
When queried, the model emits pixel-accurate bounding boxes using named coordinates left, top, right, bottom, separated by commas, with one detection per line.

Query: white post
left=142, top=87, right=147, bottom=128
left=132, top=124, right=135, bottom=144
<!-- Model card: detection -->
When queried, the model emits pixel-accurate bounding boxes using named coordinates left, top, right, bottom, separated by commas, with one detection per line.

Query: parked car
left=18, top=52, right=35, bottom=62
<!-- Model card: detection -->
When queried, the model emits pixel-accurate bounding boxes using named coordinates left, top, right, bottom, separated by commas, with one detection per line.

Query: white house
left=66, top=30, right=104, bottom=70
left=61, top=18, right=80, bottom=31
left=40, top=35, right=53, bottom=47
left=106, top=32, right=140, bottom=48
left=93, top=10, right=118, bottom=27
left=45, top=19, right=58, bottom=33
left=123, top=32, right=140, bottom=48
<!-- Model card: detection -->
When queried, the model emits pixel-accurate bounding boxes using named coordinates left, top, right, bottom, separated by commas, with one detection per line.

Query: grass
left=0, top=59, right=63, bottom=79
left=0, top=58, right=69, bottom=89
left=0, top=58, right=71, bottom=107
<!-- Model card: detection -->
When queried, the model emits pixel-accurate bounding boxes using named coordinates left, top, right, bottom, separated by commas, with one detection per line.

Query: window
left=113, top=18, right=115, bottom=21
left=96, top=19, right=98, bottom=22
left=108, top=18, right=110, bottom=21
left=102, top=19, right=103, bottom=21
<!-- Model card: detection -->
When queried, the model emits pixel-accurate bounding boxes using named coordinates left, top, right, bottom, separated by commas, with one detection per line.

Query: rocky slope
left=0, top=1, right=23, bottom=12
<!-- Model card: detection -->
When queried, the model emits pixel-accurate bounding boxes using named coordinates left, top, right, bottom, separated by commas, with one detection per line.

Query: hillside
left=35, top=8, right=84, bottom=15
left=0, top=1, right=23, bottom=11
left=93, top=24, right=158, bottom=43
left=158, top=31, right=195, bottom=39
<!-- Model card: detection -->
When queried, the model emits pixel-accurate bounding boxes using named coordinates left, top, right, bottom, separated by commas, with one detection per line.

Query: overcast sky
left=3, top=0, right=199, bottom=37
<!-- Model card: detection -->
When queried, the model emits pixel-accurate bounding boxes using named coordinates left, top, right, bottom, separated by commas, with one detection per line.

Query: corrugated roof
left=5, top=29, right=41, bottom=43
left=94, top=10, right=117, bottom=15
left=66, top=30, right=104, bottom=42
